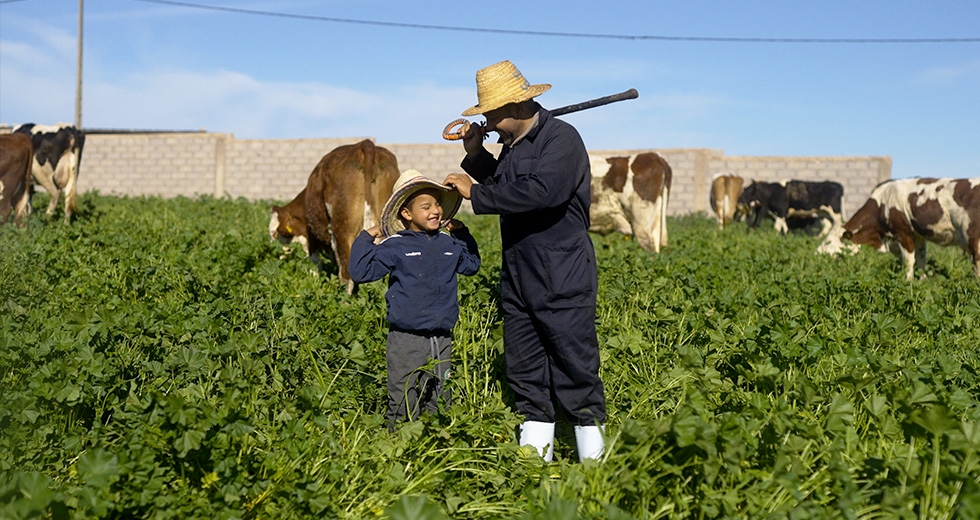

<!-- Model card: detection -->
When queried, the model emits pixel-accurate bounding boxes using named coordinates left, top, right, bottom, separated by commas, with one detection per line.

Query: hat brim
left=380, top=178, right=464, bottom=237
left=461, top=84, right=551, bottom=116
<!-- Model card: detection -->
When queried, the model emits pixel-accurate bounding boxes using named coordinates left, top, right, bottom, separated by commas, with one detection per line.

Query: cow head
left=269, top=205, right=310, bottom=255
left=816, top=225, right=861, bottom=255
left=816, top=198, right=884, bottom=255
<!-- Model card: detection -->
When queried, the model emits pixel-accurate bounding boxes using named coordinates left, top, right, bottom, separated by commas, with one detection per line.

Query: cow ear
left=842, top=230, right=852, bottom=240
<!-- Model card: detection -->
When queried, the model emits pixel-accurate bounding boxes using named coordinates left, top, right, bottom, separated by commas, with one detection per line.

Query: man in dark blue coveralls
left=444, top=60, right=606, bottom=462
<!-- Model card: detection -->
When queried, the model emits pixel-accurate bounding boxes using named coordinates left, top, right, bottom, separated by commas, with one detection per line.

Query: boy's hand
left=444, top=219, right=466, bottom=232
left=365, top=225, right=382, bottom=238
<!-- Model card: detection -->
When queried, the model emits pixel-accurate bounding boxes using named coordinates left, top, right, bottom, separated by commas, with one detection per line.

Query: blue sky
left=1, top=0, right=978, bottom=179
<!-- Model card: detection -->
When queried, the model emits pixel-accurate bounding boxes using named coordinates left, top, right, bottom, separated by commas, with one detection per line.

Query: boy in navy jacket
left=349, top=170, right=480, bottom=431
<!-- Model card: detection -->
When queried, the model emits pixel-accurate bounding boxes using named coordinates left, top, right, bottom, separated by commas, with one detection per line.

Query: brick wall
left=71, top=132, right=890, bottom=217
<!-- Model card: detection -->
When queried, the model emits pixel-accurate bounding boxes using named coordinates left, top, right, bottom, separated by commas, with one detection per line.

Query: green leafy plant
left=1, top=195, right=978, bottom=519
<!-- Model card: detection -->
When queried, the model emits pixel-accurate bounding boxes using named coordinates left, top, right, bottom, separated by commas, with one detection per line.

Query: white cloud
left=73, top=68, right=474, bottom=142
left=915, top=60, right=980, bottom=87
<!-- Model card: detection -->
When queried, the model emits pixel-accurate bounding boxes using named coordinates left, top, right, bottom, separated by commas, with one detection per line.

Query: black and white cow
left=13, top=123, right=85, bottom=224
left=738, top=180, right=844, bottom=236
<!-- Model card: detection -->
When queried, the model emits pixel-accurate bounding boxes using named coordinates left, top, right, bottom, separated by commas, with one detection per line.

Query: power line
left=131, top=0, right=980, bottom=44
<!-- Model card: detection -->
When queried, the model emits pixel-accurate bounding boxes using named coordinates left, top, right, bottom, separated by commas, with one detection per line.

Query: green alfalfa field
left=2, top=192, right=980, bottom=519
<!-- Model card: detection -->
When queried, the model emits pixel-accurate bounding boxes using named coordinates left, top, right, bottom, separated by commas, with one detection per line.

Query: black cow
left=738, top=180, right=844, bottom=236
left=13, top=123, right=85, bottom=224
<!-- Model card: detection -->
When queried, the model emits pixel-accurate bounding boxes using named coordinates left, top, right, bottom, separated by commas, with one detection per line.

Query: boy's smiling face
left=400, top=189, right=444, bottom=232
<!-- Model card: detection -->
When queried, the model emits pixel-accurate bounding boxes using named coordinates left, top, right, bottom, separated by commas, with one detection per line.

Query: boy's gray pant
left=386, top=329, right=452, bottom=431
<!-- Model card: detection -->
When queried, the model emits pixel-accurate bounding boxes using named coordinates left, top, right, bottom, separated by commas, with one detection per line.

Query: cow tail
left=68, top=131, right=85, bottom=215
left=359, top=140, right=378, bottom=183
left=15, top=140, right=35, bottom=222
left=304, top=159, right=332, bottom=245
left=723, top=194, right=730, bottom=228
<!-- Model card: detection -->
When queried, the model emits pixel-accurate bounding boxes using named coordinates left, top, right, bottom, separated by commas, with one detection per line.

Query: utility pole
left=75, top=0, right=83, bottom=129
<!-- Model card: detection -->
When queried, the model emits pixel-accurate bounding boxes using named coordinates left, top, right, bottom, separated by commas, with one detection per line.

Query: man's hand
left=444, top=173, right=474, bottom=200
left=461, top=120, right=486, bottom=158
left=365, top=225, right=382, bottom=238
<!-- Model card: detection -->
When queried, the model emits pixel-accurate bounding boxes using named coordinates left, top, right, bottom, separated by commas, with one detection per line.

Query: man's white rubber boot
left=574, top=425, right=605, bottom=462
left=519, top=421, right=555, bottom=462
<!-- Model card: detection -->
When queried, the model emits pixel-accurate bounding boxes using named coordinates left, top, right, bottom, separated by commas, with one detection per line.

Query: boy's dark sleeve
left=348, top=231, right=393, bottom=283
left=451, top=227, right=481, bottom=276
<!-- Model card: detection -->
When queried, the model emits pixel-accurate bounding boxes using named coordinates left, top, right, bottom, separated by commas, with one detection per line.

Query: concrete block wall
left=80, top=133, right=220, bottom=198
left=70, top=132, right=890, bottom=217
left=223, top=137, right=369, bottom=200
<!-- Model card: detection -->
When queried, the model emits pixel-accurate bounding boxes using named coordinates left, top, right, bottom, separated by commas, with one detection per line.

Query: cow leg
left=650, top=201, right=663, bottom=253
left=13, top=181, right=32, bottom=226
left=331, top=199, right=365, bottom=295
left=659, top=188, right=669, bottom=252
left=721, top=194, right=730, bottom=229
left=626, top=197, right=657, bottom=253
left=774, top=216, right=789, bottom=235
left=892, top=233, right=921, bottom=280
left=970, top=234, right=980, bottom=278
left=897, top=246, right=916, bottom=280
left=33, top=167, right=61, bottom=218
left=817, top=217, right=833, bottom=238
left=914, top=238, right=928, bottom=278
left=61, top=170, right=78, bottom=223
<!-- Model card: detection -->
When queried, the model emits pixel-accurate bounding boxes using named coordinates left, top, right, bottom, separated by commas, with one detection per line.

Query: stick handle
left=440, top=88, right=639, bottom=141
left=551, top=88, right=639, bottom=117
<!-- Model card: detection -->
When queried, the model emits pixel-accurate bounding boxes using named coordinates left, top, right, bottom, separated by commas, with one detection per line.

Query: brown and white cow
left=817, top=178, right=980, bottom=279
left=0, top=132, right=34, bottom=226
left=710, top=173, right=744, bottom=229
left=269, top=139, right=399, bottom=293
left=589, top=152, right=672, bottom=253
left=13, top=123, right=84, bottom=224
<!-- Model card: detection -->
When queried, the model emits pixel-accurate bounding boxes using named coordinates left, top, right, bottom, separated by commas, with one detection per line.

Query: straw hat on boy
left=380, top=169, right=463, bottom=238
left=461, top=60, right=551, bottom=117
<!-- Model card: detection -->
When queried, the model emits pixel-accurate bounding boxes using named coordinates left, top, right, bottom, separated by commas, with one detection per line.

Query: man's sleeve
left=470, top=129, right=585, bottom=215
left=460, top=148, right=499, bottom=185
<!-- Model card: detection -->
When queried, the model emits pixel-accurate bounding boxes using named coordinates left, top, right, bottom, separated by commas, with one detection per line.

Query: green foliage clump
left=1, top=195, right=979, bottom=519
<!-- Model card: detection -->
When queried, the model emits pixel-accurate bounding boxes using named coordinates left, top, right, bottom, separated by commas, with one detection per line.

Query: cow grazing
left=0, top=133, right=34, bottom=226
left=710, top=173, right=744, bottom=228
left=13, top=123, right=85, bottom=224
left=739, top=180, right=844, bottom=237
left=270, top=187, right=316, bottom=258
left=589, top=152, right=672, bottom=253
left=818, top=177, right=980, bottom=279
left=269, top=139, right=399, bottom=293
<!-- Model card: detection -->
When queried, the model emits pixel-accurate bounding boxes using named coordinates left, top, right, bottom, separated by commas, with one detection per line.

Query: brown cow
left=818, top=177, right=980, bottom=279
left=270, top=139, right=399, bottom=293
left=589, top=152, right=672, bottom=253
left=0, top=133, right=34, bottom=226
left=710, top=173, right=744, bottom=229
